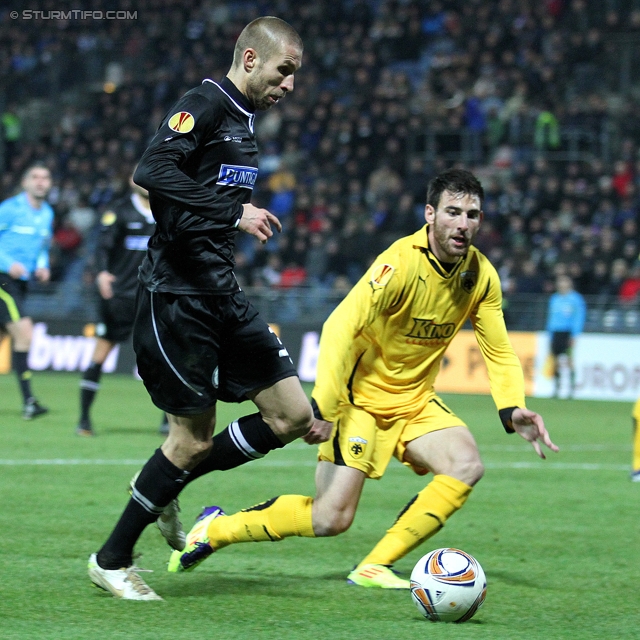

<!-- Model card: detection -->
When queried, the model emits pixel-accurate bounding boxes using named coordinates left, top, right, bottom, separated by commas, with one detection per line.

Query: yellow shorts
left=317, top=394, right=467, bottom=479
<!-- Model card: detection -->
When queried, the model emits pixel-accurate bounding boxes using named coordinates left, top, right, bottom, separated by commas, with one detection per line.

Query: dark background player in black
left=89, top=17, right=330, bottom=600
left=76, top=177, right=169, bottom=437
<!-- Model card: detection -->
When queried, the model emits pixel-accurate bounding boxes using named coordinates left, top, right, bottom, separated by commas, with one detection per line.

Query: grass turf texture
left=1, top=372, right=639, bottom=639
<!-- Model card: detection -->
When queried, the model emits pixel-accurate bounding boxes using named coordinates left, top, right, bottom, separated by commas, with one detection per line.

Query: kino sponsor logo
left=216, top=164, right=258, bottom=190
left=406, top=318, right=456, bottom=340
left=28, top=323, right=119, bottom=372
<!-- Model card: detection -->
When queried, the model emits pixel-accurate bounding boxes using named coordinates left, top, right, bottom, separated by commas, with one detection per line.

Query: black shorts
left=551, top=331, right=572, bottom=356
left=133, top=288, right=298, bottom=414
left=0, top=273, right=27, bottom=326
left=96, top=296, right=136, bottom=343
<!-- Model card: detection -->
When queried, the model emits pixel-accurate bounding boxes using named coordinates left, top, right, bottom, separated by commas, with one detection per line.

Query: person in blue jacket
left=0, top=162, right=54, bottom=419
left=546, top=274, right=586, bottom=398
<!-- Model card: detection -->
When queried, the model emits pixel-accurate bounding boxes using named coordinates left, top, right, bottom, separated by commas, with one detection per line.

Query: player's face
left=245, top=43, right=302, bottom=110
left=425, top=190, right=483, bottom=263
left=22, top=168, right=52, bottom=201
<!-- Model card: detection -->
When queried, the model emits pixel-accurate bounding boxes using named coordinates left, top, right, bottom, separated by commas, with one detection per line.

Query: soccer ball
left=410, top=548, right=487, bottom=623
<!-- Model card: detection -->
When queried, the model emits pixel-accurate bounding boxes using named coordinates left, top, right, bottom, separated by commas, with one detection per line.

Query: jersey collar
left=215, top=77, right=255, bottom=114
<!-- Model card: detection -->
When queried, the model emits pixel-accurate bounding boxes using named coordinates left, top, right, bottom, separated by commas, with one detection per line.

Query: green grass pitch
left=1, top=372, right=639, bottom=639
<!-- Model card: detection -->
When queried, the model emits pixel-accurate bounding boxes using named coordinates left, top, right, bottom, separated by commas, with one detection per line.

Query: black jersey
left=134, top=77, right=259, bottom=295
left=95, top=194, right=156, bottom=298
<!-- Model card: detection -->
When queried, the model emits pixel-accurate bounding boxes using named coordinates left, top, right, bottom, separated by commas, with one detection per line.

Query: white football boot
left=88, top=553, right=163, bottom=601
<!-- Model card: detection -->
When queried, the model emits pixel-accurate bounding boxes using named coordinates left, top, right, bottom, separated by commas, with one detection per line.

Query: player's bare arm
left=96, top=271, right=115, bottom=300
left=238, top=203, right=282, bottom=244
left=511, top=408, right=559, bottom=459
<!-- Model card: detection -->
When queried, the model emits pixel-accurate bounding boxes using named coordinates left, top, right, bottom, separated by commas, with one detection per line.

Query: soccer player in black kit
left=76, top=177, right=169, bottom=437
left=88, top=17, right=329, bottom=600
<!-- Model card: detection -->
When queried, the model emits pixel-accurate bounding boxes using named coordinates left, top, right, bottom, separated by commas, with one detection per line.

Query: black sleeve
left=95, top=210, right=120, bottom=273
left=133, top=93, right=243, bottom=226
left=310, top=397, right=324, bottom=421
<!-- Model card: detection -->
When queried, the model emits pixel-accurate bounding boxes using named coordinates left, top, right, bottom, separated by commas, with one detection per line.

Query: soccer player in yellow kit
left=632, top=398, right=640, bottom=481
left=169, top=169, right=559, bottom=587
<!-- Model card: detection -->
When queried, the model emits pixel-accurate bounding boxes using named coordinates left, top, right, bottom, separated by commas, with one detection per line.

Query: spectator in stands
left=0, top=0, right=637, bottom=309
left=514, top=259, right=546, bottom=294
left=618, top=263, right=640, bottom=306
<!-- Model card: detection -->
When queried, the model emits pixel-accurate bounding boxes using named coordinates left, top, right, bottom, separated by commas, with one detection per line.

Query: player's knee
left=271, top=402, right=314, bottom=439
left=452, top=458, right=484, bottom=486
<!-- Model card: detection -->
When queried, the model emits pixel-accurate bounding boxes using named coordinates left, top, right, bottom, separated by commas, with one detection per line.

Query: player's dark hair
left=22, top=161, right=50, bottom=180
left=426, top=169, right=484, bottom=210
left=232, top=16, right=303, bottom=68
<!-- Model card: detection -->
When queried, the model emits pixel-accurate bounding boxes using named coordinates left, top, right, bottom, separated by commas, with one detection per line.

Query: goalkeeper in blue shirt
left=546, top=274, right=586, bottom=399
left=0, top=162, right=54, bottom=419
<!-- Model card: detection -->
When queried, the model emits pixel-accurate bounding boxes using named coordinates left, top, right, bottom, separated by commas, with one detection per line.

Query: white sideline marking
left=0, top=459, right=147, bottom=466
left=0, top=459, right=630, bottom=471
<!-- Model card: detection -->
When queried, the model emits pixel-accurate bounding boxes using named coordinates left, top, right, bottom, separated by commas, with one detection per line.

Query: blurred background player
left=545, top=274, right=586, bottom=399
left=0, top=162, right=53, bottom=419
left=632, top=397, right=640, bottom=482
left=76, top=176, right=168, bottom=436
left=168, top=169, right=558, bottom=588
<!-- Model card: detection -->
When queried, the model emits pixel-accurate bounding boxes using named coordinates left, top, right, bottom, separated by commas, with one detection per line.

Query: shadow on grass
left=487, top=569, right=542, bottom=590
left=160, top=572, right=351, bottom=599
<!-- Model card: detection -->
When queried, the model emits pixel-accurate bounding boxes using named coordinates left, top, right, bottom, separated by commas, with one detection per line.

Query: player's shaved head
left=232, top=16, right=303, bottom=68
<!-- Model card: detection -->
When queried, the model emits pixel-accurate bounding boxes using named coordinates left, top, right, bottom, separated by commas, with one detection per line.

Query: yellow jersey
left=312, top=225, right=526, bottom=422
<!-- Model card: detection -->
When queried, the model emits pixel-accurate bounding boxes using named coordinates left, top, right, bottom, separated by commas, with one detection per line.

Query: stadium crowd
left=3, top=0, right=640, bottom=310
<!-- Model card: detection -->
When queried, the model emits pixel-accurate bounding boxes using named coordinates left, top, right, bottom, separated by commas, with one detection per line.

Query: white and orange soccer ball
left=410, top=548, right=487, bottom=623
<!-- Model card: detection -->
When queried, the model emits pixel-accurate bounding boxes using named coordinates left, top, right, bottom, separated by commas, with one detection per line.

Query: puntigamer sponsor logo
left=217, top=164, right=258, bottom=189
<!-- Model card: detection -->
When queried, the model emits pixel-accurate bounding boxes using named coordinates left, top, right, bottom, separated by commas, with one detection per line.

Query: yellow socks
left=633, top=399, right=640, bottom=471
left=358, top=474, right=472, bottom=567
left=207, top=494, right=315, bottom=549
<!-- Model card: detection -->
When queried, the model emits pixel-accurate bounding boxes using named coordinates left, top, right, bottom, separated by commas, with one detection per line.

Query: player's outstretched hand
left=239, top=203, right=282, bottom=244
left=511, top=408, right=559, bottom=459
left=302, top=419, right=333, bottom=445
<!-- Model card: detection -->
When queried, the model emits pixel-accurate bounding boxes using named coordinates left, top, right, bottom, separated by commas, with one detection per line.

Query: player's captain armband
left=168, top=111, right=195, bottom=133
left=369, top=263, right=395, bottom=289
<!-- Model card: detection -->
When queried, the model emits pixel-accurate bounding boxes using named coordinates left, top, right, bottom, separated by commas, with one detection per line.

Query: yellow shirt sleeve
left=312, top=254, right=404, bottom=421
left=470, top=263, right=526, bottom=410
